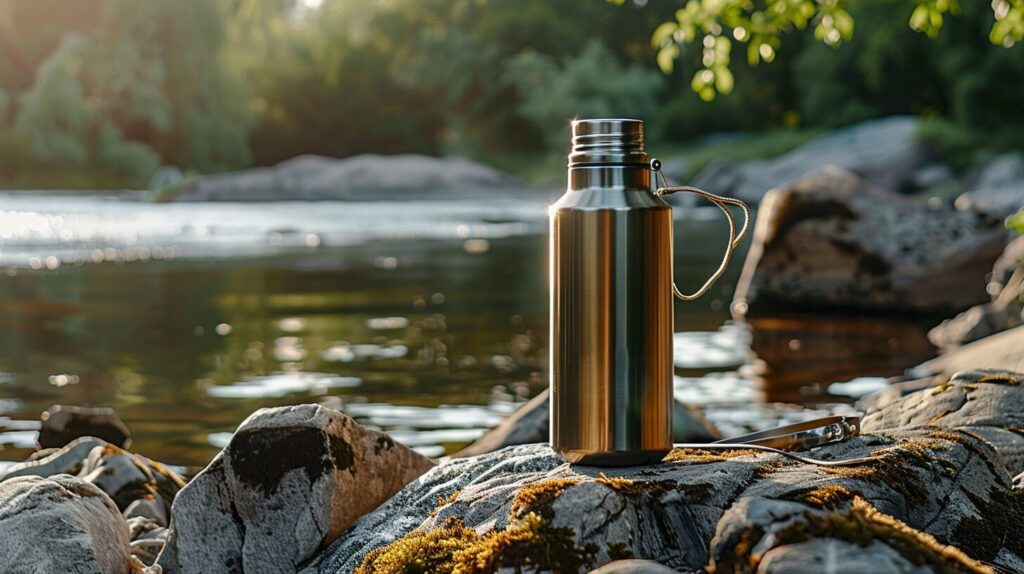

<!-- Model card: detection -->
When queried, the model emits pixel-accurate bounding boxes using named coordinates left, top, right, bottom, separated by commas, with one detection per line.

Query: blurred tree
left=504, top=41, right=664, bottom=150
left=13, top=35, right=91, bottom=165
left=1, top=0, right=249, bottom=183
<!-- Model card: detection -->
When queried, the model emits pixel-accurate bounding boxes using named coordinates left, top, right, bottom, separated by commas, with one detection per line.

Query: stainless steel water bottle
left=550, top=118, right=748, bottom=466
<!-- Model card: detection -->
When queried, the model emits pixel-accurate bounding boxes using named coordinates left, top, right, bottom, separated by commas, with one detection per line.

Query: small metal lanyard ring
left=651, top=158, right=751, bottom=301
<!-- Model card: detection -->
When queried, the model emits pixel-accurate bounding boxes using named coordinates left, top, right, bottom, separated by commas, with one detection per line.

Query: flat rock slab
left=310, top=369, right=1024, bottom=573
left=156, top=404, right=435, bottom=574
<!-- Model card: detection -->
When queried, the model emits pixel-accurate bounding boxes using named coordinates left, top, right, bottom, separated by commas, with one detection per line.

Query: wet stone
left=38, top=404, right=131, bottom=449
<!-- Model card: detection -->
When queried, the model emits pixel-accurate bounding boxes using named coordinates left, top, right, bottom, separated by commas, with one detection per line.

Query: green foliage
left=637, top=0, right=1024, bottom=99
left=1007, top=209, right=1024, bottom=234
left=14, top=36, right=92, bottom=165
left=503, top=41, right=664, bottom=149
left=0, top=0, right=249, bottom=184
left=2, top=0, right=1024, bottom=189
left=95, top=123, right=161, bottom=181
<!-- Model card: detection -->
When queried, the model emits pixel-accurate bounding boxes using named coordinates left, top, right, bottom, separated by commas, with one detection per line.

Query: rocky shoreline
left=1, top=366, right=1022, bottom=573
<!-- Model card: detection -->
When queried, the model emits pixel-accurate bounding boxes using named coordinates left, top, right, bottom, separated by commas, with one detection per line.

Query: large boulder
left=0, top=475, right=135, bottom=574
left=956, top=152, right=1024, bottom=218
left=733, top=166, right=1007, bottom=317
left=156, top=404, right=435, bottom=574
left=171, top=154, right=541, bottom=202
left=308, top=369, right=1024, bottom=574
left=691, top=116, right=935, bottom=204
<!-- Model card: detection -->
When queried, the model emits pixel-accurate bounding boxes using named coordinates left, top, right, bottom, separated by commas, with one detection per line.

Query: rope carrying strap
left=651, top=159, right=751, bottom=301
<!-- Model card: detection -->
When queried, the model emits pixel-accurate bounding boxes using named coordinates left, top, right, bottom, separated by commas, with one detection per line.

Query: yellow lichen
left=972, top=372, right=1021, bottom=385
left=355, top=512, right=596, bottom=574
left=509, top=478, right=579, bottom=520
left=712, top=495, right=993, bottom=574
left=596, top=473, right=633, bottom=490
left=843, top=497, right=992, bottom=573
left=819, top=439, right=946, bottom=507
left=753, top=460, right=786, bottom=478
left=662, top=448, right=760, bottom=464
left=927, top=408, right=956, bottom=423
left=793, top=484, right=856, bottom=507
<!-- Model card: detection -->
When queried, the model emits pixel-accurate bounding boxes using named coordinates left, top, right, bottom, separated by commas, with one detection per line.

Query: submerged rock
left=309, top=369, right=1024, bottom=574
left=454, top=389, right=720, bottom=458
left=0, top=475, right=134, bottom=574
left=691, top=116, right=934, bottom=204
left=733, top=166, right=1007, bottom=317
left=156, top=404, right=435, bottom=574
left=38, top=404, right=131, bottom=449
left=170, top=154, right=543, bottom=202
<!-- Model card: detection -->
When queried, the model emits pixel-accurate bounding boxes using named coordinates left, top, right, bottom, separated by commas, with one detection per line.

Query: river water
left=0, top=194, right=935, bottom=471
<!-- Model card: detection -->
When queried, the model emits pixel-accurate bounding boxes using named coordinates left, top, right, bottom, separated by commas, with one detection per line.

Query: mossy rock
left=308, top=369, right=1024, bottom=574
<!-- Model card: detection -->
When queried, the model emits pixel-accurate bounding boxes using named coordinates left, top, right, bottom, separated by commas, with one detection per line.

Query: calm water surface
left=0, top=195, right=935, bottom=470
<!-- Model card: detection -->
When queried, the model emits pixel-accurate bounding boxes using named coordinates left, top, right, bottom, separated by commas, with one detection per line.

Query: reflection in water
left=744, top=313, right=936, bottom=403
left=0, top=196, right=935, bottom=470
left=205, top=372, right=362, bottom=399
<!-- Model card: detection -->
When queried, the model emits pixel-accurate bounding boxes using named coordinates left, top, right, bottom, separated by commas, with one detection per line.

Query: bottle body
left=549, top=164, right=674, bottom=466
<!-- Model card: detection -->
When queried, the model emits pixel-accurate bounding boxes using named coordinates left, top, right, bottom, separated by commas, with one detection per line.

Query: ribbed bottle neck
left=568, top=165, right=651, bottom=192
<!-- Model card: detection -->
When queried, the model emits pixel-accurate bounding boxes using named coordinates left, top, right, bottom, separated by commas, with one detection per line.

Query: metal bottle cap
left=568, top=118, right=648, bottom=167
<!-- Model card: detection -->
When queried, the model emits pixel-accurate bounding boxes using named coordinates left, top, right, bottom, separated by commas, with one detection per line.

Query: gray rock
left=928, top=236, right=1024, bottom=350
left=79, top=446, right=157, bottom=511
left=910, top=163, right=955, bottom=191
left=454, top=389, right=720, bottom=458
left=956, top=153, right=1024, bottom=217
left=310, top=369, right=1024, bottom=573
left=38, top=404, right=131, bottom=449
left=691, top=116, right=934, bottom=204
left=0, top=475, right=134, bottom=574
left=156, top=404, right=435, bottom=574
left=733, top=166, right=1007, bottom=316
left=126, top=516, right=168, bottom=566
left=0, top=436, right=106, bottom=480
left=913, top=326, right=1024, bottom=378
left=588, top=559, right=678, bottom=573
left=124, top=496, right=169, bottom=527
left=0, top=437, right=186, bottom=521
left=126, top=516, right=166, bottom=541
left=171, top=154, right=544, bottom=202
left=756, top=538, right=930, bottom=573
